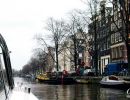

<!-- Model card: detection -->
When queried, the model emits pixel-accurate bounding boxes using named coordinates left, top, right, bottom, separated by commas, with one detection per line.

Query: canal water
left=14, top=77, right=128, bottom=100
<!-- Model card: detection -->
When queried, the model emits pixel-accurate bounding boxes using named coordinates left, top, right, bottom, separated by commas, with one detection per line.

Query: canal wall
left=75, top=76, right=102, bottom=84
left=75, top=76, right=130, bottom=84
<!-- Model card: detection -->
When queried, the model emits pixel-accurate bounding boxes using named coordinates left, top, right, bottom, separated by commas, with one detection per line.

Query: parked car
left=83, top=68, right=95, bottom=76
left=68, top=71, right=77, bottom=76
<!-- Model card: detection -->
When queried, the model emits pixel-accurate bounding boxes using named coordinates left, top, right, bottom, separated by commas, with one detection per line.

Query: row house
left=88, top=0, right=112, bottom=74
left=58, top=40, right=72, bottom=71
left=98, top=1, right=112, bottom=74
left=75, top=29, right=91, bottom=68
left=58, top=29, right=91, bottom=71
left=111, top=0, right=127, bottom=63
left=88, top=0, right=130, bottom=74
left=58, top=33, right=83, bottom=71
left=46, top=47, right=55, bottom=72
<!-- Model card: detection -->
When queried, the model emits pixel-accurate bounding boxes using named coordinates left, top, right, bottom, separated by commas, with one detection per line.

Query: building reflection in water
left=99, top=88, right=126, bottom=100
left=14, top=77, right=127, bottom=100
left=31, top=84, right=126, bottom=100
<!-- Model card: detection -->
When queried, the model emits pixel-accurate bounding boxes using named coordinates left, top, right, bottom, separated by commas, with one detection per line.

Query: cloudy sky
left=0, top=0, right=86, bottom=70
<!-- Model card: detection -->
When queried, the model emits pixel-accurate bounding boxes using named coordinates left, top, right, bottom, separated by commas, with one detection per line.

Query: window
left=118, top=19, right=122, bottom=28
left=129, top=2, right=130, bottom=15
left=119, top=12, right=121, bottom=18
left=114, top=12, right=118, bottom=21
left=111, top=23, right=114, bottom=31
left=116, top=47, right=119, bottom=58
left=113, top=48, right=116, bottom=58
left=101, top=45, right=103, bottom=51
left=111, top=34, right=115, bottom=44
left=120, top=46, right=124, bottom=57
left=106, top=41, right=109, bottom=49
left=111, top=49, right=114, bottom=59
left=115, top=32, right=119, bottom=42
left=119, top=33, right=122, bottom=41
left=119, top=46, right=121, bottom=57
left=106, top=17, right=108, bottom=23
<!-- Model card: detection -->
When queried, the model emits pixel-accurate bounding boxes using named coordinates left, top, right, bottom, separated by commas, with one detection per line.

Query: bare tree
left=45, top=17, right=67, bottom=71
left=33, top=48, right=47, bottom=72
left=65, top=10, right=88, bottom=70
left=21, top=64, right=31, bottom=75
left=75, top=0, right=101, bottom=75
left=34, top=34, right=56, bottom=64
left=21, top=50, right=48, bottom=75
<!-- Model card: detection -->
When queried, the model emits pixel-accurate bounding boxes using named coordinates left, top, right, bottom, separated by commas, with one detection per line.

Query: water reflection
left=99, top=88, right=126, bottom=100
left=14, top=77, right=127, bottom=100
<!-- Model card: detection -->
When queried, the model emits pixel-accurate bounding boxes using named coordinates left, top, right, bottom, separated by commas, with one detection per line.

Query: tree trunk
left=74, top=35, right=77, bottom=71
left=94, top=17, right=98, bottom=76
left=56, top=44, right=59, bottom=71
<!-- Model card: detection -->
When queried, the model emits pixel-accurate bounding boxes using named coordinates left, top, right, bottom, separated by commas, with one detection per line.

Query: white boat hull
left=100, top=80, right=124, bottom=85
left=100, top=76, right=128, bottom=89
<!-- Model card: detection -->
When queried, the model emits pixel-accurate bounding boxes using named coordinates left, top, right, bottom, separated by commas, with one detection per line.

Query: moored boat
left=100, top=75, right=126, bottom=89
left=39, top=77, right=76, bottom=85
left=36, top=72, right=76, bottom=85
left=76, top=79, right=89, bottom=84
left=75, top=77, right=90, bottom=84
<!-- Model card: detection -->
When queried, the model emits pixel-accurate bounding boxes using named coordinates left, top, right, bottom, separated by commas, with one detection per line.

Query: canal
left=14, top=77, right=128, bottom=100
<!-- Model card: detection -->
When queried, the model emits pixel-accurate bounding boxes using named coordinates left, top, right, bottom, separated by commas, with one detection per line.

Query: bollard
left=28, top=88, right=31, bottom=93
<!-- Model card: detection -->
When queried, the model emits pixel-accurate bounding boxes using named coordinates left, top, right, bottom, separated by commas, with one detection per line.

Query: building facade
left=58, top=29, right=91, bottom=71
left=88, top=0, right=130, bottom=74
left=58, top=40, right=72, bottom=71
left=88, top=0, right=112, bottom=74
left=111, top=0, right=127, bottom=63
left=46, top=47, right=55, bottom=72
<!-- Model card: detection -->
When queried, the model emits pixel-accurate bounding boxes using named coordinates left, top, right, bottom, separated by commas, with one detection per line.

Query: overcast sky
left=0, top=0, right=86, bottom=70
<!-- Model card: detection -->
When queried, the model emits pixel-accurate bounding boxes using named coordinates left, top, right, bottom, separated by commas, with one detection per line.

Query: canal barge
left=36, top=72, right=76, bottom=85
left=75, top=77, right=90, bottom=84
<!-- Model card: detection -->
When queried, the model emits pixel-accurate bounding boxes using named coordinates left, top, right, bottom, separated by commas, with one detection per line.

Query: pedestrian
left=76, top=66, right=80, bottom=76
left=79, top=66, right=84, bottom=76
left=79, top=62, right=85, bottom=76
left=62, top=69, right=68, bottom=77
